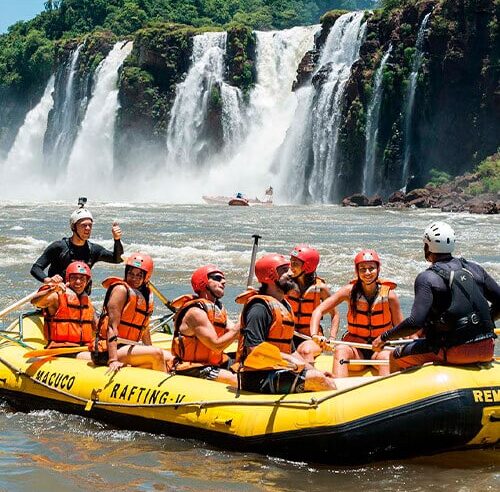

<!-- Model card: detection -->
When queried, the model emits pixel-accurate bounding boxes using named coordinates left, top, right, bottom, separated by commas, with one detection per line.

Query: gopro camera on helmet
left=77, top=197, right=88, bottom=208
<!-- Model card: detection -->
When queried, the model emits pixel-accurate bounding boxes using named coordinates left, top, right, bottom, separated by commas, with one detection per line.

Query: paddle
left=495, top=328, right=500, bottom=336
left=0, top=290, right=40, bottom=318
left=294, top=331, right=395, bottom=352
left=148, top=282, right=176, bottom=313
left=246, top=234, right=261, bottom=288
left=244, top=342, right=297, bottom=370
left=24, top=337, right=142, bottom=358
left=340, top=359, right=389, bottom=366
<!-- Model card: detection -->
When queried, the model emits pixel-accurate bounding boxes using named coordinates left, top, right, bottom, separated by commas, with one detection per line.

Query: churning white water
left=363, top=45, right=392, bottom=195
left=63, top=41, right=133, bottom=195
left=0, top=76, right=55, bottom=198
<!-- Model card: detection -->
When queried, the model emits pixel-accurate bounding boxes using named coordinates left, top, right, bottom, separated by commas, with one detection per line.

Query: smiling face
left=289, top=256, right=305, bottom=278
left=357, top=261, right=379, bottom=285
left=68, top=273, right=89, bottom=295
left=126, top=266, right=145, bottom=289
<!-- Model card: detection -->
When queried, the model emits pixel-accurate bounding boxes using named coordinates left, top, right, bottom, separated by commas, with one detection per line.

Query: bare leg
left=117, top=345, right=166, bottom=372
left=76, top=351, right=92, bottom=360
left=372, top=349, right=391, bottom=376
left=215, top=369, right=237, bottom=385
left=296, top=340, right=322, bottom=364
left=304, top=369, right=336, bottom=391
left=333, top=345, right=362, bottom=377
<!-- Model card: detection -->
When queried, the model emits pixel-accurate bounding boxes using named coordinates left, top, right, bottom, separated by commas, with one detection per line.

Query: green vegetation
left=466, top=153, right=500, bottom=195
left=427, top=168, right=452, bottom=187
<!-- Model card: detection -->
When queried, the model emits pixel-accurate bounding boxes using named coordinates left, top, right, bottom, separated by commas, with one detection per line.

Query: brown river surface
left=0, top=202, right=498, bottom=491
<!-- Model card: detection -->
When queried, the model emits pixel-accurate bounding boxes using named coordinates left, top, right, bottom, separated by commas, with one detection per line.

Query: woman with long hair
left=310, top=250, right=403, bottom=377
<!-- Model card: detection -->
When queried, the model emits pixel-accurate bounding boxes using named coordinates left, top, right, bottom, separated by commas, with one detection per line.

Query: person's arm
left=30, top=241, right=63, bottom=283
left=105, top=285, right=128, bottom=372
left=184, top=308, right=239, bottom=352
left=30, top=284, right=62, bottom=312
left=481, top=268, right=500, bottom=321
left=310, top=285, right=350, bottom=338
left=373, top=272, right=434, bottom=350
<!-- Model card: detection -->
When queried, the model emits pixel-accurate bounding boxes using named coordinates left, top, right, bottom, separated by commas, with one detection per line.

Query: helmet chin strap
left=206, top=284, right=221, bottom=301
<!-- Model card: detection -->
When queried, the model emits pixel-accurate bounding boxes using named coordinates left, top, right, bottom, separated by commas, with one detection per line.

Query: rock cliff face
left=294, top=0, right=498, bottom=198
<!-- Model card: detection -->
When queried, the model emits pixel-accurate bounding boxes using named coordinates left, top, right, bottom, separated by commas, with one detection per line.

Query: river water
left=0, top=202, right=498, bottom=491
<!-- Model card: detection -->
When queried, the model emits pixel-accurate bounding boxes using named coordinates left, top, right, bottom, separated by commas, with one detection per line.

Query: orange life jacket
left=347, top=279, right=396, bottom=340
left=42, top=287, right=94, bottom=346
left=171, top=295, right=228, bottom=366
left=236, top=291, right=295, bottom=362
left=286, top=276, right=325, bottom=336
left=95, top=277, right=154, bottom=346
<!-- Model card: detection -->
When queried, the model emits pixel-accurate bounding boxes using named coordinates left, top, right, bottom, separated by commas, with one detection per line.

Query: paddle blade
left=24, top=346, right=89, bottom=358
left=244, top=342, right=292, bottom=370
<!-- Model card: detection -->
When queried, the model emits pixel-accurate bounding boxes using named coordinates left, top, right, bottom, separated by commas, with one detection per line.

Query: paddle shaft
left=0, top=290, right=40, bottom=318
left=148, top=282, right=176, bottom=313
left=340, top=359, right=389, bottom=366
left=246, top=234, right=261, bottom=288
left=293, top=331, right=395, bottom=351
left=25, top=337, right=143, bottom=358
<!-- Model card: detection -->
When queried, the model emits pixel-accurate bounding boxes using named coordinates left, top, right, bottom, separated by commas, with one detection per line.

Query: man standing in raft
left=235, top=253, right=336, bottom=393
left=310, top=250, right=403, bottom=377
left=171, top=265, right=240, bottom=384
left=373, top=222, right=499, bottom=371
left=30, top=261, right=95, bottom=359
left=286, top=244, right=339, bottom=363
left=91, top=252, right=169, bottom=373
left=30, top=199, right=123, bottom=285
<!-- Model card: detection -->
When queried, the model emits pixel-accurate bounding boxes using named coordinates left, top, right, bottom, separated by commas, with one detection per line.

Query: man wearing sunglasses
left=171, top=265, right=239, bottom=384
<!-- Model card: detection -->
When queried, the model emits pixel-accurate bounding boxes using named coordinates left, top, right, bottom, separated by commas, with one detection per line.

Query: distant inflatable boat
left=203, top=187, right=273, bottom=206
left=0, top=313, right=498, bottom=464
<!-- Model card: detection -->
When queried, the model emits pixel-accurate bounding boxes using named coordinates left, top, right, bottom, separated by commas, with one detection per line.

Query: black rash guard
left=30, top=237, right=124, bottom=282
left=243, top=302, right=273, bottom=349
left=381, top=256, right=500, bottom=341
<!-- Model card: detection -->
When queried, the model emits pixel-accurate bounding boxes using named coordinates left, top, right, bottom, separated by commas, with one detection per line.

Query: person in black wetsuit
left=30, top=204, right=123, bottom=285
left=372, top=222, right=499, bottom=371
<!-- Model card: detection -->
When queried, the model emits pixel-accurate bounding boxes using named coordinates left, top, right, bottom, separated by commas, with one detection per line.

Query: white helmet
left=70, top=208, right=93, bottom=230
left=423, top=222, right=455, bottom=253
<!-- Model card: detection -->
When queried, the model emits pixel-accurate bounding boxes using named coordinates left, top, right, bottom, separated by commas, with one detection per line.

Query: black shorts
left=175, top=359, right=234, bottom=381
left=240, top=369, right=307, bottom=394
left=90, top=343, right=128, bottom=366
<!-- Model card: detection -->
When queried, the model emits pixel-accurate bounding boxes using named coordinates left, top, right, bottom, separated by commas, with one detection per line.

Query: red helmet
left=125, top=252, right=154, bottom=282
left=290, top=244, right=320, bottom=274
left=65, top=261, right=91, bottom=283
left=191, top=265, right=224, bottom=293
left=255, top=254, right=290, bottom=285
left=354, top=249, right=381, bottom=267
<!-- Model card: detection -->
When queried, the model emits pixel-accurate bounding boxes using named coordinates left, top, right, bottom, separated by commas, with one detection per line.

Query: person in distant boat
left=372, top=222, right=499, bottom=371
left=91, top=252, right=170, bottom=373
left=30, top=261, right=95, bottom=359
left=171, top=265, right=240, bottom=384
left=285, top=244, right=339, bottom=364
left=30, top=198, right=123, bottom=286
left=236, top=192, right=243, bottom=199
left=310, top=250, right=403, bottom=377
left=234, top=253, right=336, bottom=393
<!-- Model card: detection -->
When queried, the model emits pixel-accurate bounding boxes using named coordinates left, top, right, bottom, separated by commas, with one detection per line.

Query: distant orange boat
left=203, top=187, right=273, bottom=206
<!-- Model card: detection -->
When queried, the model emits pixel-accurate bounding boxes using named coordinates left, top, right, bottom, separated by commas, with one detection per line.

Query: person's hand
left=372, top=336, right=385, bottom=352
left=105, top=359, right=124, bottom=375
left=44, top=274, right=63, bottom=284
left=312, top=335, right=329, bottom=350
left=111, top=221, right=122, bottom=240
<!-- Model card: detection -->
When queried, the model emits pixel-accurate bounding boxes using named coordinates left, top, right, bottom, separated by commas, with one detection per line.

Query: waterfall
left=0, top=76, right=55, bottom=198
left=63, top=41, right=133, bottom=195
left=166, top=32, right=240, bottom=168
left=362, top=45, right=392, bottom=196
left=159, top=26, right=317, bottom=202
left=43, top=44, right=83, bottom=174
left=277, top=12, right=366, bottom=203
left=402, top=12, right=431, bottom=185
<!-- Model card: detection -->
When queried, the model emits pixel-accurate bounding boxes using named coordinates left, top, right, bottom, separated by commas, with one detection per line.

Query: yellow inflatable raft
left=0, top=313, right=498, bottom=464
